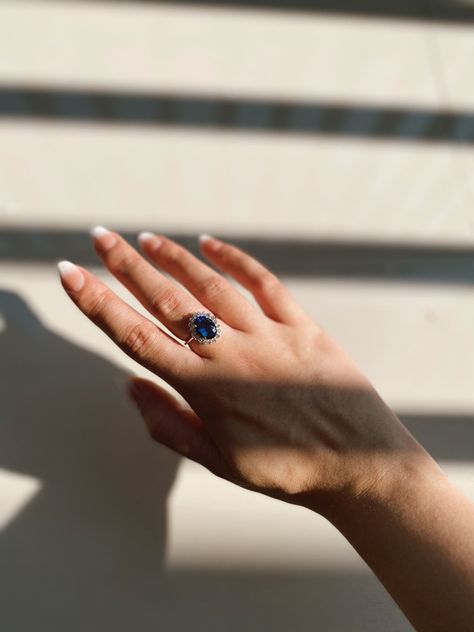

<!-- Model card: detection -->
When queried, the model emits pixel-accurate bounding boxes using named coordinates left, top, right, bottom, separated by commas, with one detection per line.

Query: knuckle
left=198, top=275, right=228, bottom=301
left=221, top=244, right=241, bottom=265
left=86, top=288, right=110, bottom=320
left=254, top=271, right=281, bottom=294
left=162, top=242, right=182, bottom=264
left=150, top=287, right=182, bottom=318
left=121, top=321, right=157, bottom=357
left=109, top=250, right=139, bottom=277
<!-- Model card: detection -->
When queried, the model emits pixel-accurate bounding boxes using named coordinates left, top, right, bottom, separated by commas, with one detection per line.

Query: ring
left=185, top=311, right=221, bottom=346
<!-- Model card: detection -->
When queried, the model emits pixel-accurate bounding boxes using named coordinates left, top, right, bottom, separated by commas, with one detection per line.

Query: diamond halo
left=187, top=311, right=221, bottom=345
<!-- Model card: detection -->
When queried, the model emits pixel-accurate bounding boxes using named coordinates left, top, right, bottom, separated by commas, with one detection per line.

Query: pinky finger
left=199, top=235, right=307, bottom=325
left=128, top=377, right=230, bottom=478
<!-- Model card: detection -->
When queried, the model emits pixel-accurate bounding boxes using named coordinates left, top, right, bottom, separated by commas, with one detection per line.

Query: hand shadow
left=0, top=290, right=411, bottom=632
left=0, top=290, right=180, bottom=631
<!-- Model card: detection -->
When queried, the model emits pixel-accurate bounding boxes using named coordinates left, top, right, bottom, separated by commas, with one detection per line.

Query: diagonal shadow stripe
left=65, top=0, right=474, bottom=25
left=1, top=86, right=474, bottom=145
left=2, top=228, right=474, bottom=284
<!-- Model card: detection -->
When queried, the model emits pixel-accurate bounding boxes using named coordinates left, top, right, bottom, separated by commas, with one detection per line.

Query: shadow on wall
left=1, top=86, right=474, bottom=145
left=2, top=229, right=474, bottom=285
left=0, top=290, right=179, bottom=630
left=0, top=290, right=411, bottom=631
left=59, top=0, right=474, bottom=24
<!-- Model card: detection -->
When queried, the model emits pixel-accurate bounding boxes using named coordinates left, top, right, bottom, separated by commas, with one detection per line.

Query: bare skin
left=58, top=228, right=474, bottom=631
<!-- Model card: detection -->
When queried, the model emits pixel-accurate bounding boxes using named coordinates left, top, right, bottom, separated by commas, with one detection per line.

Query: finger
left=58, top=260, right=200, bottom=381
left=138, top=232, right=259, bottom=331
left=199, top=235, right=307, bottom=325
left=90, top=226, right=204, bottom=341
left=128, top=377, right=229, bottom=477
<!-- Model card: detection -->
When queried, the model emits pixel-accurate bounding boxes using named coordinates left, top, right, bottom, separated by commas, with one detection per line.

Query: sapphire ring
left=185, top=311, right=221, bottom=346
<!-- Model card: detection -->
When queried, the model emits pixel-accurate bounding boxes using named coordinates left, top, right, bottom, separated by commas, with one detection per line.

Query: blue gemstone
left=194, top=315, right=218, bottom=340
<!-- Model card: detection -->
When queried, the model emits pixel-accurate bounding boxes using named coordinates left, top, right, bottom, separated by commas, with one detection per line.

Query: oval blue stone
left=194, top=315, right=217, bottom=340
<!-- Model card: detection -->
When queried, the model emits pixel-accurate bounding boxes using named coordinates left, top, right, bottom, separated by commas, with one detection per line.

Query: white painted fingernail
left=199, top=233, right=213, bottom=243
left=57, top=260, right=85, bottom=292
left=138, top=232, right=163, bottom=251
left=199, top=233, right=222, bottom=251
left=90, top=225, right=110, bottom=239
left=90, top=225, right=117, bottom=251
left=138, top=231, right=154, bottom=244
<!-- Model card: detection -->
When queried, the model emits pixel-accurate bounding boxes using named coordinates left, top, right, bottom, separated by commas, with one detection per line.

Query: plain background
left=1, top=2, right=474, bottom=630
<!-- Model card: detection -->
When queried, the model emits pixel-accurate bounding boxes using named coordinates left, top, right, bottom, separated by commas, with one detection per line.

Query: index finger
left=57, top=260, right=201, bottom=382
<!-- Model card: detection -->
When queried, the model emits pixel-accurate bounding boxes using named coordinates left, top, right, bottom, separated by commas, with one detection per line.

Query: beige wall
left=1, top=2, right=474, bottom=630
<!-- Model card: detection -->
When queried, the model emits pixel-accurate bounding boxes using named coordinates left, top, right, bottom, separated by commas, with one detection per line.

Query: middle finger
left=138, top=232, right=259, bottom=331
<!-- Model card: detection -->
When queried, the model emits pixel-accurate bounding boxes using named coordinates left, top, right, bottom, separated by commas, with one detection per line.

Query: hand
left=58, top=229, right=434, bottom=515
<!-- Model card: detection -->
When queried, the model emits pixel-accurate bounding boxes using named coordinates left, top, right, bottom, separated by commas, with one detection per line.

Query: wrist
left=310, top=449, right=446, bottom=529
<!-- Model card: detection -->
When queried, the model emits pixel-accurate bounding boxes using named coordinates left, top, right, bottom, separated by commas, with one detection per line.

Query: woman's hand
left=59, top=228, right=474, bottom=632
left=58, top=228, right=433, bottom=515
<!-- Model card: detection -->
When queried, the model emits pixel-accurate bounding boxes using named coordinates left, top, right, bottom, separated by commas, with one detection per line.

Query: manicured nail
left=138, top=231, right=163, bottom=251
left=90, top=225, right=117, bottom=251
left=57, top=260, right=85, bottom=292
left=199, top=233, right=221, bottom=251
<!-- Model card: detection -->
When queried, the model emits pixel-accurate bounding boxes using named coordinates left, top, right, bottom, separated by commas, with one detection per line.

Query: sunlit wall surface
left=1, top=2, right=474, bottom=630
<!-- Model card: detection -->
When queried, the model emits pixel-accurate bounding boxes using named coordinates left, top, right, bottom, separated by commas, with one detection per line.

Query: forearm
left=320, top=454, right=474, bottom=632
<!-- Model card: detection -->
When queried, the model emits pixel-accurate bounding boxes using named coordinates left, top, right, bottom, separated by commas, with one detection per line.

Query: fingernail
left=199, top=233, right=221, bottom=251
left=138, top=232, right=163, bottom=252
left=57, top=260, right=85, bottom=292
left=90, top=225, right=117, bottom=251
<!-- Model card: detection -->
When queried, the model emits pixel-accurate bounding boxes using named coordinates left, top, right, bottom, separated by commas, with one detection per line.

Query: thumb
left=127, top=377, right=227, bottom=476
